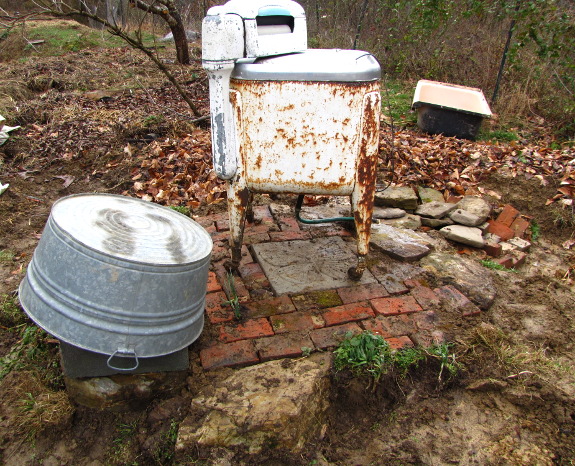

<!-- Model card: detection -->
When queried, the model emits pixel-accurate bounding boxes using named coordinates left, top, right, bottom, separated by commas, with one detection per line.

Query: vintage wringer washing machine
left=202, top=0, right=381, bottom=279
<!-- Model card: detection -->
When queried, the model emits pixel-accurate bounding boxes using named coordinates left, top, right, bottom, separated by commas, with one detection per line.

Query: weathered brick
left=245, top=223, right=278, bottom=234
left=215, top=218, right=230, bottom=232
left=278, top=216, right=301, bottom=232
left=206, top=271, right=222, bottom=293
left=200, top=340, right=259, bottom=370
left=386, top=336, right=414, bottom=350
left=484, top=240, right=502, bottom=258
left=487, top=220, right=515, bottom=241
left=291, top=290, right=343, bottom=311
left=238, top=262, right=264, bottom=280
left=269, top=230, right=312, bottom=242
left=255, top=334, right=315, bottom=361
left=378, top=275, right=409, bottom=295
left=362, top=314, right=417, bottom=337
left=217, top=318, right=274, bottom=343
left=496, top=204, right=519, bottom=227
left=243, top=295, right=296, bottom=319
left=403, top=279, right=422, bottom=289
left=511, top=252, right=527, bottom=268
left=213, top=262, right=250, bottom=302
left=410, top=286, right=441, bottom=310
left=310, top=322, right=362, bottom=349
left=270, top=311, right=324, bottom=334
left=510, top=216, right=530, bottom=238
left=211, top=241, right=229, bottom=262
left=496, top=255, right=514, bottom=269
left=194, top=216, right=216, bottom=228
left=239, top=245, right=254, bottom=266
left=322, top=302, right=375, bottom=326
left=243, top=232, right=271, bottom=244
left=205, top=291, right=235, bottom=324
left=252, top=205, right=275, bottom=225
left=412, top=310, right=438, bottom=331
left=337, top=283, right=389, bottom=304
left=242, top=272, right=271, bottom=291
left=410, top=330, right=446, bottom=347
left=370, top=296, right=423, bottom=316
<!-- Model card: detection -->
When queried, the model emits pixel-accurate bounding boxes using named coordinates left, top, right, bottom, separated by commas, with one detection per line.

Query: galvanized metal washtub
left=19, top=194, right=212, bottom=367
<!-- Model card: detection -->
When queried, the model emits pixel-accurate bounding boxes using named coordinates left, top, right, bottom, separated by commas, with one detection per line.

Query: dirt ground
left=1, top=21, right=575, bottom=465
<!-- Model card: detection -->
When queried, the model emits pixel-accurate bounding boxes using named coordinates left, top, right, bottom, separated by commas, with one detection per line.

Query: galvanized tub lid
left=50, top=193, right=212, bottom=265
left=19, top=194, right=212, bottom=360
left=231, top=48, right=381, bottom=82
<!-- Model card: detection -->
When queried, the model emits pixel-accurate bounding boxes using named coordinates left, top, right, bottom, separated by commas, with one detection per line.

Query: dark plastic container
left=412, top=80, right=491, bottom=140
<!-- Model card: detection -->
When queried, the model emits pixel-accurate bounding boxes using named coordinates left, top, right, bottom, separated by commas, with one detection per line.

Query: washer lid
left=50, top=194, right=212, bottom=265
left=231, top=49, right=381, bottom=82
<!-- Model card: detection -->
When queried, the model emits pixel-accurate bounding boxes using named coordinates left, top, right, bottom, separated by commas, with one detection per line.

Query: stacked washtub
left=19, top=194, right=212, bottom=378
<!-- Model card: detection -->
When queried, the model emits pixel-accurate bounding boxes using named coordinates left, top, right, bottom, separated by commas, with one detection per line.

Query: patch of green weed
left=0, top=250, right=15, bottom=262
left=169, top=205, right=191, bottom=217
left=479, top=130, right=519, bottom=143
left=529, top=221, right=541, bottom=241
left=481, top=259, right=517, bottom=272
left=222, top=272, right=242, bottom=321
left=0, top=293, right=26, bottom=327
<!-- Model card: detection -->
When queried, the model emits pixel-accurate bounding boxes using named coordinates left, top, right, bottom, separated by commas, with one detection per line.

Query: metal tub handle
left=106, top=348, right=139, bottom=371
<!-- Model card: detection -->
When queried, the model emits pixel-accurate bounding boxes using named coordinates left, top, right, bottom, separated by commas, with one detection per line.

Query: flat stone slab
left=252, top=237, right=376, bottom=295
left=370, top=224, right=432, bottom=262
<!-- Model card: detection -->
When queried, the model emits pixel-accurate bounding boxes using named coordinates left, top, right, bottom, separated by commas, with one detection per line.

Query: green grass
left=169, top=205, right=191, bottom=217
left=381, top=79, right=417, bottom=128
left=334, top=331, right=462, bottom=386
left=0, top=250, right=15, bottom=262
left=480, top=259, right=517, bottom=272
left=0, top=293, right=26, bottom=328
left=478, top=129, right=519, bottom=143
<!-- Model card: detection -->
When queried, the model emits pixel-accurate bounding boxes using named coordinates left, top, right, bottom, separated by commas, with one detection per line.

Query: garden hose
left=295, top=194, right=354, bottom=224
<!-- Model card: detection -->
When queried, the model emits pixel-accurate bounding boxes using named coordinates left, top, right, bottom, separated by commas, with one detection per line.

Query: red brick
left=511, top=252, right=527, bottom=268
left=496, top=255, right=514, bottom=269
left=200, top=340, right=259, bottom=370
left=310, top=322, right=362, bottom=349
left=378, top=275, right=409, bottom=295
left=269, top=311, right=324, bottom=334
left=238, top=262, right=264, bottom=280
left=255, top=334, right=314, bottom=361
left=386, top=336, right=414, bottom=350
left=244, top=295, right=296, bottom=318
left=496, top=204, right=520, bottom=227
left=252, top=205, right=274, bottom=224
left=215, top=218, right=230, bottom=232
left=510, top=217, right=530, bottom=238
left=217, top=318, right=274, bottom=343
left=278, top=216, right=301, bottom=232
left=484, top=240, right=502, bottom=258
left=239, top=245, right=254, bottom=266
left=362, top=314, right=417, bottom=338
left=487, top=220, right=514, bottom=241
left=194, top=216, right=216, bottom=228
left=410, top=329, right=446, bottom=347
left=205, top=291, right=235, bottom=324
left=337, top=283, right=389, bottom=304
left=243, top=232, right=271, bottom=244
left=213, top=263, right=250, bottom=302
left=403, top=279, right=422, bottom=289
left=245, top=223, right=278, bottom=234
left=291, top=290, right=343, bottom=311
left=269, top=230, right=312, bottom=242
left=434, top=285, right=481, bottom=316
left=410, top=286, right=441, bottom=311
left=412, top=310, right=438, bottom=331
left=242, top=272, right=271, bottom=291
left=322, top=302, right=375, bottom=326
left=370, top=296, right=423, bottom=316
left=206, top=271, right=222, bottom=293
left=211, top=241, right=229, bottom=262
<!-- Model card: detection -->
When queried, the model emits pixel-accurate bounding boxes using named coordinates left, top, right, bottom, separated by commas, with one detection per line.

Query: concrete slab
left=251, top=237, right=376, bottom=295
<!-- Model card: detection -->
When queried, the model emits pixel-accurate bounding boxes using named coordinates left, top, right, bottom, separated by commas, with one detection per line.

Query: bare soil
left=1, top=24, right=575, bottom=465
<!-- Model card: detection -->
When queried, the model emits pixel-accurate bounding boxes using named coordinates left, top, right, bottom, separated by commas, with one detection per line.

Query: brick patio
left=196, top=204, right=481, bottom=371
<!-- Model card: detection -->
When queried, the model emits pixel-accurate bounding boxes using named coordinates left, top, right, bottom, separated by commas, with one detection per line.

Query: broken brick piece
left=496, top=204, right=519, bottom=227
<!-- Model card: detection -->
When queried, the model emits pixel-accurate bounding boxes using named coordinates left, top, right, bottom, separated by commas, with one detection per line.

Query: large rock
left=415, top=201, right=457, bottom=219
left=176, top=354, right=332, bottom=454
left=440, top=225, right=485, bottom=248
left=449, top=208, right=483, bottom=227
left=418, top=187, right=445, bottom=203
left=370, top=223, right=432, bottom=262
left=372, top=206, right=406, bottom=219
left=456, top=196, right=492, bottom=224
left=378, top=214, right=422, bottom=230
left=65, top=372, right=187, bottom=410
left=374, top=186, right=418, bottom=210
left=420, top=252, right=496, bottom=310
